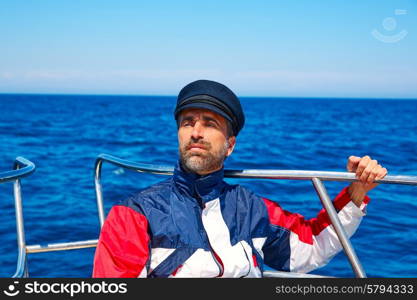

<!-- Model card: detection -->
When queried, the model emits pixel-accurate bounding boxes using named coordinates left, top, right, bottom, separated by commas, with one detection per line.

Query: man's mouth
left=187, top=144, right=207, bottom=151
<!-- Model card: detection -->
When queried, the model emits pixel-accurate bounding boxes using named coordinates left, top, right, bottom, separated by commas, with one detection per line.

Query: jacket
left=93, top=161, right=370, bottom=277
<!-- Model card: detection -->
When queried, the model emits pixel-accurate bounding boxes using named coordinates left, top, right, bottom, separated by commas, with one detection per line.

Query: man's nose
left=191, top=121, right=204, bottom=139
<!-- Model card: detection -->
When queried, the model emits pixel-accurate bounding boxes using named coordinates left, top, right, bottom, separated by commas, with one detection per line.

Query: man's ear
left=226, top=136, right=236, bottom=157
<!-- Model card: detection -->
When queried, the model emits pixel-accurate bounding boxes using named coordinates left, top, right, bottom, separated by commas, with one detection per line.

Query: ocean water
left=0, top=94, right=416, bottom=278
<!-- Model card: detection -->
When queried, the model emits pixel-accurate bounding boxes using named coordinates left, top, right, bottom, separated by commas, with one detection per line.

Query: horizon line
left=0, top=91, right=417, bottom=101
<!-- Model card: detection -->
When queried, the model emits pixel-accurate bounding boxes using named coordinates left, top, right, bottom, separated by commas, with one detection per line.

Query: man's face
left=178, top=108, right=236, bottom=175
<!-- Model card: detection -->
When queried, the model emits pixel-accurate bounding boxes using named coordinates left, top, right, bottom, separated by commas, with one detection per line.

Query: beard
left=179, top=138, right=229, bottom=174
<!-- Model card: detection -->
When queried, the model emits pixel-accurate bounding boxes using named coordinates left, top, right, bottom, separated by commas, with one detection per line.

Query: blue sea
left=0, top=94, right=416, bottom=278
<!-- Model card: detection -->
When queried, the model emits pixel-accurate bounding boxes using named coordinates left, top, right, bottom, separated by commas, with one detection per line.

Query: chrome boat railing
left=10, top=153, right=417, bottom=278
left=0, top=157, right=36, bottom=278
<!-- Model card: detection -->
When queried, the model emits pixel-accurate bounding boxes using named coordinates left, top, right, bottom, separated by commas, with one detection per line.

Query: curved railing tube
left=94, top=154, right=173, bottom=227
left=0, top=157, right=35, bottom=278
left=12, top=157, right=36, bottom=278
left=0, top=156, right=35, bottom=183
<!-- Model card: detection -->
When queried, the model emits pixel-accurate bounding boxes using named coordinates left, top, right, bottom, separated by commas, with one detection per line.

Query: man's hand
left=346, top=155, right=388, bottom=207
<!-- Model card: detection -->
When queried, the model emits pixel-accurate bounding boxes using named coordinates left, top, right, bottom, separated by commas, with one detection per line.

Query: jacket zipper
left=193, top=187, right=224, bottom=277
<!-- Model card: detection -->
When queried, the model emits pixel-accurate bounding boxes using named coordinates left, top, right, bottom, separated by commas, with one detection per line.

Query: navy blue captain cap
left=174, top=79, right=245, bottom=136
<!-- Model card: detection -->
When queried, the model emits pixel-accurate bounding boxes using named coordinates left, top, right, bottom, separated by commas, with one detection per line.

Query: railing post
left=94, top=158, right=105, bottom=228
left=12, top=162, right=29, bottom=278
left=311, top=177, right=367, bottom=278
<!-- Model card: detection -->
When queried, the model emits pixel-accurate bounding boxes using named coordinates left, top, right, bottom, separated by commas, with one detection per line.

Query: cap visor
left=175, top=102, right=233, bottom=124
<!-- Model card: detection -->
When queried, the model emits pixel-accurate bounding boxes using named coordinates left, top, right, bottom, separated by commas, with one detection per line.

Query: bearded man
left=93, top=79, right=387, bottom=278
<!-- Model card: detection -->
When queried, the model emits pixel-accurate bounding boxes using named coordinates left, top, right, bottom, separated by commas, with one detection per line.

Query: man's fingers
left=355, top=156, right=371, bottom=178
left=359, top=159, right=376, bottom=182
left=349, top=155, right=388, bottom=191
left=347, top=155, right=361, bottom=172
left=375, top=167, right=388, bottom=181
left=366, top=165, right=381, bottom=184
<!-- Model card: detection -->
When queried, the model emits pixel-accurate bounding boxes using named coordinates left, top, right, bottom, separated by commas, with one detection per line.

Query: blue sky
left=0, top=0, right=416, bottom=98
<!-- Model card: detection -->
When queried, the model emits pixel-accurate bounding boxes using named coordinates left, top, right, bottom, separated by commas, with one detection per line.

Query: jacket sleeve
left=92, top=205, right=150, bottom=278
left=262, top=186, right=370, bottom=273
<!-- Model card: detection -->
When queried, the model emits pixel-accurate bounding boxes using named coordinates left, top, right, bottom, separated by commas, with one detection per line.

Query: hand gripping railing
left=12, top=153, right=417, bottom=278
left=0, top=157, right=36, bottom=278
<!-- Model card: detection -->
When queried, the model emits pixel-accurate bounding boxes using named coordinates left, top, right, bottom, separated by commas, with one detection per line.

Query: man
left=93, top=79, right=387, bottom=278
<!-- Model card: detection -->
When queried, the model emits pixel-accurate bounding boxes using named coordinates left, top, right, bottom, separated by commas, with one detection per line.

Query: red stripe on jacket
left=93, top=205, right=150, bottom=278
left=263, top=186, right=370, bottom=245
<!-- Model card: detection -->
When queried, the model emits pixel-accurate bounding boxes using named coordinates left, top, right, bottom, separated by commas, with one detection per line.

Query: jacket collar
left=173, top=160, right=226, bottom=204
